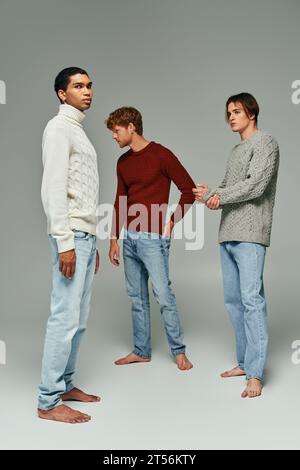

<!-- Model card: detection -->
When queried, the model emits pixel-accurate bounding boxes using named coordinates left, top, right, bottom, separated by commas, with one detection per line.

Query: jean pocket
left=161, top=236, right=171, bottom=248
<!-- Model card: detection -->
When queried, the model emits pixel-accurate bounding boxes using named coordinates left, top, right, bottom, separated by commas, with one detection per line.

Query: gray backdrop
left=0, top=0, right=299, bottom=450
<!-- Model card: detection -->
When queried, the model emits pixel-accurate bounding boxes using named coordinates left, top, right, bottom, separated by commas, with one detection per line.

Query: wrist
left=202, top=188, right=212, bottom=203
left=169, top=218, right=175, bottom=228
left=60, top=248, right=75, bottom=254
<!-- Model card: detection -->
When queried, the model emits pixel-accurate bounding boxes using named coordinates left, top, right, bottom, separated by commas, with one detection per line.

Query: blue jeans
left=220, top=241, right=267, bottom=381
left=38, top=230, right=96, bottom=410
left=123, top=230, right=186, bottom=358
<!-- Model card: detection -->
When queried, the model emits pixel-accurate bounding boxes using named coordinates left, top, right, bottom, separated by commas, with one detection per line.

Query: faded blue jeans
left=38, top=230, right=96, bottom=410
left=220, top=241, right=268, bottom=381
left=123, top=230, right=186, bottom=358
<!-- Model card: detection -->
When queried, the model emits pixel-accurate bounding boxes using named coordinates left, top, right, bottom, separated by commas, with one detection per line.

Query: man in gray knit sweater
left=193, top=93, right=279, bottom=398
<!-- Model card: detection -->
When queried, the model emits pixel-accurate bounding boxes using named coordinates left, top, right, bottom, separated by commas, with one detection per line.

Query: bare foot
left=175, top=353, right=193, bottom=371
left=241, top=378, right=263, bottom=398
left=114, top=352, right=151, bottom=365
left=220, top=366, right=246, bottom=378
left=62, top=387, right=101, bottom=403
left=37, top=404, right=91, bottom=424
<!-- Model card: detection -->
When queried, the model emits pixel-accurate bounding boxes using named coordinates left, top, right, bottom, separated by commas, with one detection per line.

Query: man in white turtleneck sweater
left=38, top=68, right=100, bottom=424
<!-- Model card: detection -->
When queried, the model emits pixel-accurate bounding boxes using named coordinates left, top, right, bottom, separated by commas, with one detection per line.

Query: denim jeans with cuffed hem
left=38, top=230, right=96, bottom=410
left=123, top=230, right=186, bottom=358
left=220, top=241, right=267, bottom=381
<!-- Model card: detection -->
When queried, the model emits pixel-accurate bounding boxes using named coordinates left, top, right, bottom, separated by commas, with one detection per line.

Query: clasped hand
left=192, top=184, right=220, bottom=209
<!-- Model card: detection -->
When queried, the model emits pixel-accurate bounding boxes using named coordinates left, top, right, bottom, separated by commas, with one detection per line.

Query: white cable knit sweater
left=41, top=104, right=99, bottom=253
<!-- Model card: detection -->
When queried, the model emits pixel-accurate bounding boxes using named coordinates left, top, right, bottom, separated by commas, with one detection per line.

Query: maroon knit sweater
left=112, top=141, right=195, bottom=239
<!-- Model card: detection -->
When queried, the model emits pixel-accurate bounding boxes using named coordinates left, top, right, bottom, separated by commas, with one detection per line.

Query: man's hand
left=59, top=249, right=76, bottom=279
left=192, top=183, right=209, bottom=202
left=162, top=219, right=174, bottom=238
left=206, top=194, right=220, bottom=210
left=95, top=249, right=100, bottom=274
left=109, top=239, right=120, bottom=266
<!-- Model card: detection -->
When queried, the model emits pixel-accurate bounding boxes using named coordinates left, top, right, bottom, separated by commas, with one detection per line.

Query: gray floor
left=0, top=244, right=299, bottom=450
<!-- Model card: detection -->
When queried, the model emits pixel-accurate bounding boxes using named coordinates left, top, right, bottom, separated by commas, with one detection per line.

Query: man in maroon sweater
left=106, top=107, right=195, bottom=370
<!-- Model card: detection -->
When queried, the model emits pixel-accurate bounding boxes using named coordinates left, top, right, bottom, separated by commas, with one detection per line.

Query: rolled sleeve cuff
left=202, top=188, right=214, bottom=203
left=55, top=233, right=75, bottom=253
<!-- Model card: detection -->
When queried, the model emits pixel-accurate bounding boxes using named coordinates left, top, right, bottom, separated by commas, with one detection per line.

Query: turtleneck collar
left=58, top=103, right=86, bottom=125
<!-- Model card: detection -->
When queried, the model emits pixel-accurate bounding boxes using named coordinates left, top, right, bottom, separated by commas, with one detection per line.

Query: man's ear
left=128, top=122, right=136, bottom=134
left=58, top=89, right=66, bottom=104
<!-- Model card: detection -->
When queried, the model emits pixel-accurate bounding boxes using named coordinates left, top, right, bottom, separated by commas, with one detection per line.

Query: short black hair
left=54, top=67, right=89, bottom=103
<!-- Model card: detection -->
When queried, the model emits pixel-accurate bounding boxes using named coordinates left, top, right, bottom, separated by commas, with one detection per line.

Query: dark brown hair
left=105, top=107, right=143, bottom=135
left=226, top=92, right=259, bottom=124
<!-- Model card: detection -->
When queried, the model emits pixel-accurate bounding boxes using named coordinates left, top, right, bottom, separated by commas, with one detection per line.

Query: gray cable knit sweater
left=202, top=130, right=279, bottom=247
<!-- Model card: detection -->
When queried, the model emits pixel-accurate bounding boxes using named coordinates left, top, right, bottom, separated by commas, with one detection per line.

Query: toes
left=75, top=416, right=90, bottom=423
left=177, top=361, right=192, bottom=371
left=89, top=395, right=100, bottom=401
left=249, top=390, right=261, bottom=398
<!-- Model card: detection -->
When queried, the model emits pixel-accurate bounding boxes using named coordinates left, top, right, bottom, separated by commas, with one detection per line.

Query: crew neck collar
left=239, top=129, right=261, bottom=145
left=131, top=141, right=154, bottom=156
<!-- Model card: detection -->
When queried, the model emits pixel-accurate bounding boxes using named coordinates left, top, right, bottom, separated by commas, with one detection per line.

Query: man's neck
left=130, top=135, right=150, bottom=152
left=239, top=124, right=258, bottom=141
left=63, top=102, right=86, bottom=113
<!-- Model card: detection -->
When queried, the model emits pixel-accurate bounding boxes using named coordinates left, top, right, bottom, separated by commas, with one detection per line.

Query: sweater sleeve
left=160, top=149, right=196, bottom=223
left=202, top=168, right=229, bottom=205
left=41, top=124, right=75, bottom=253
left=203, top=136, right=279, bottom=205
left=218, top=170, right=229, bottom=189
left=111, top=160, right=128, bottom=239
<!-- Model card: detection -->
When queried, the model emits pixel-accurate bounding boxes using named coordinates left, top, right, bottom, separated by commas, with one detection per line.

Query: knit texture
left=41, top=104, right=99, bottom=252
left=202, top=130, right=279, bottom=246
left=112, top=142, right=195, bottom=238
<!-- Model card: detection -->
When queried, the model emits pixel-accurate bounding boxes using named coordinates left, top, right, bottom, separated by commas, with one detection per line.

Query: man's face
left=112, top=124, right=134, bottom=148
left=58, top=73, right=93, bottom=111
left=227, top=101, right=254, bottom=133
